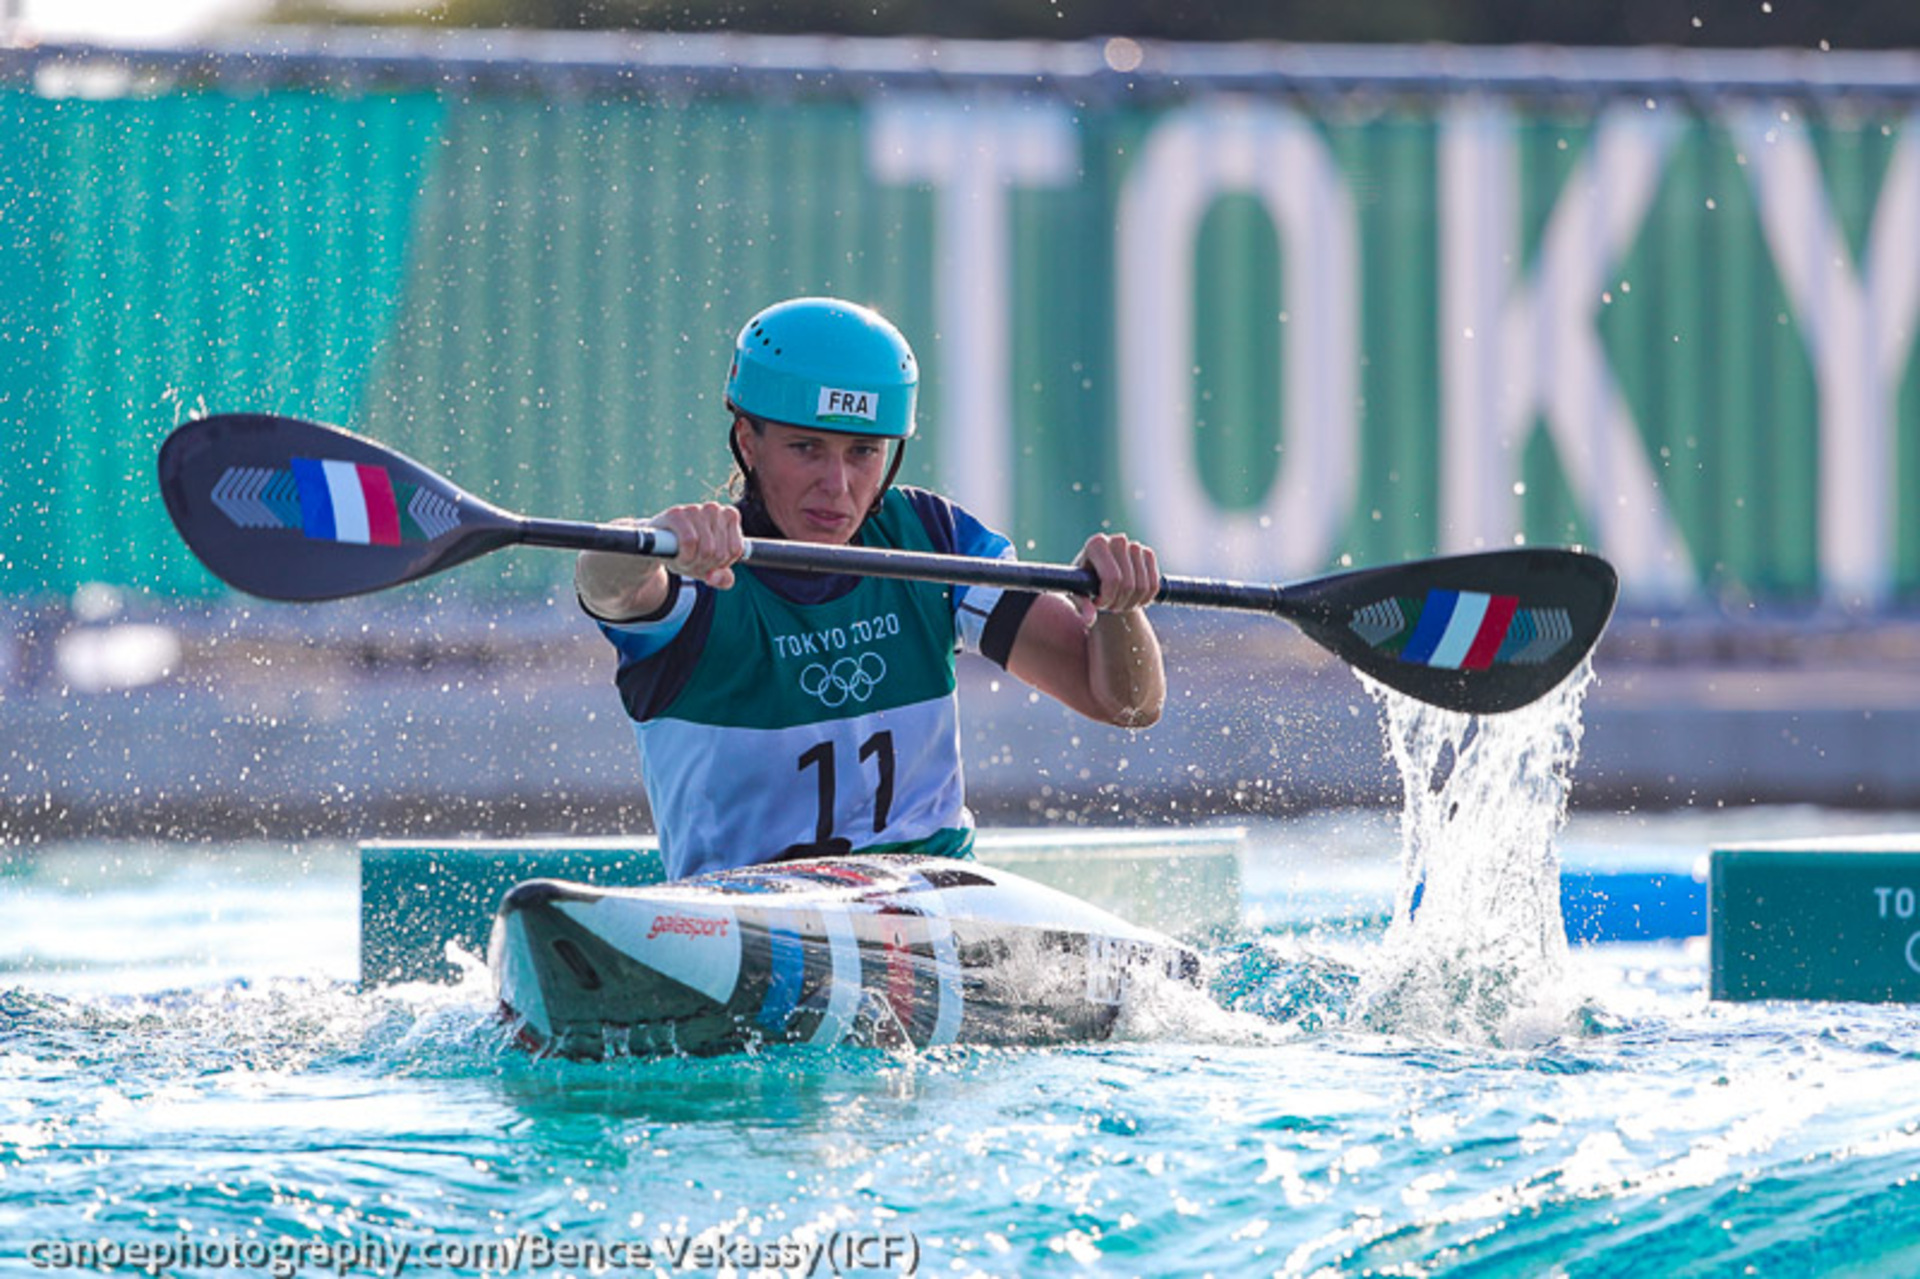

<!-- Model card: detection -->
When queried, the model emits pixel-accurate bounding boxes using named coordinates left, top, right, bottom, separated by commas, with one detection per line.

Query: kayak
left=488, top=853, right=1203, bottom=1059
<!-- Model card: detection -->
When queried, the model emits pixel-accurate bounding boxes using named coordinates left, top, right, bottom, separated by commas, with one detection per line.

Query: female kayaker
left=575, top=297, right=1164, bottom=879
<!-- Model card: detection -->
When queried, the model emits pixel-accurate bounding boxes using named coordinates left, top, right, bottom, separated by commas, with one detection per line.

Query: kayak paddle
left=157, top=412, right=1618, bottom=714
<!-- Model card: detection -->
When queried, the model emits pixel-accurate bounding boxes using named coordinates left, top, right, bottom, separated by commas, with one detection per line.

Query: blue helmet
left=724, top=297, right=918, bottom=439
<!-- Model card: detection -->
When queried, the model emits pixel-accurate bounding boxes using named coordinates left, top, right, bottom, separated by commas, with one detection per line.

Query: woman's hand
left=651, top=502, right=745, bottom=590
left=576, top=502, right=745, bottom=621
left=1073, top=532, right=1160, bottom=621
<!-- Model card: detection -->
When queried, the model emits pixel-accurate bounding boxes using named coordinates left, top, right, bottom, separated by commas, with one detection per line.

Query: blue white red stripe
left=289, top=457, right=402, bottom=546
left=1401, top=590, right=1520, bottom=670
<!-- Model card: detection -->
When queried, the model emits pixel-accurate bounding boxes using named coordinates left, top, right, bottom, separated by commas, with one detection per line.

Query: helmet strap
left=871, top=438, right=907, bottom=518
left=728, top=415, right=759, bottom=502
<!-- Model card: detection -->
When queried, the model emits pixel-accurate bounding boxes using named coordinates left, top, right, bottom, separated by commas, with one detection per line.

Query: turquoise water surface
left=8, top=677, right=1920, bottom=1277
left=7, top=805, right=1920, bottom=1278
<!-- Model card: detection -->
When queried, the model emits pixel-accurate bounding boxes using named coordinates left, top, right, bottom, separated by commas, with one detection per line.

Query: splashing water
left=1356, top=662, right=1596, bottom=1046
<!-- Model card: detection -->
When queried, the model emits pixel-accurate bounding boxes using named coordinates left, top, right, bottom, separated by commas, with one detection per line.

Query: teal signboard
left=3, top=39, right=1916, bottom=608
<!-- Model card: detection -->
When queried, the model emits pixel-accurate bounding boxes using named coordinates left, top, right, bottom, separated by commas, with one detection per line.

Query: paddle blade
left=1281, top=548, right=1618, bottom=715
left=157, top=413, right=521, bottom=601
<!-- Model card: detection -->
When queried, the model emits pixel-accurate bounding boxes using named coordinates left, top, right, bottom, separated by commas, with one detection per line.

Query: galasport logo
left=646, top=913, right=731, bottom=941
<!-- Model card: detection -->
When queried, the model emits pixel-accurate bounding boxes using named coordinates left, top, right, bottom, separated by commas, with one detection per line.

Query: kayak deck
left=362, top=827, right=1243, bottom=987
left=488, top=854, right=1203, bottom=1059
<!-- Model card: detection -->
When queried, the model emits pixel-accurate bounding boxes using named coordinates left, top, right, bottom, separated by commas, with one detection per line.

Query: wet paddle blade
left=157, top=413, right=522, bottom=602
left=1273, top=548, right=1619, bottom=715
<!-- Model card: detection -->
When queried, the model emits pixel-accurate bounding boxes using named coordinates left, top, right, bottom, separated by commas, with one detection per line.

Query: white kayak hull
left=488, top=854, right=1203, bottom=1059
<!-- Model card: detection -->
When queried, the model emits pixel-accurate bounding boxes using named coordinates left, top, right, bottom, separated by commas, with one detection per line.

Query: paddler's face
left=735, top=418, right=889, bottom=544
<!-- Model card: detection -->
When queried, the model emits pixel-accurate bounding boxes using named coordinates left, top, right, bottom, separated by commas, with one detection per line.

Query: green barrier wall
left=5, top=38, right=1918, bottom=609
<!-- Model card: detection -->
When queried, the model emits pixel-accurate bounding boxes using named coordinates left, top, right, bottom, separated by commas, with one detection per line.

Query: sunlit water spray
left=1355, top=661, right=1597, bottom=1046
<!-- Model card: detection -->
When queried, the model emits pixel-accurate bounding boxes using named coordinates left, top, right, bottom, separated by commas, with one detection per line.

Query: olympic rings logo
left=799, top=653, right=888, bottom=707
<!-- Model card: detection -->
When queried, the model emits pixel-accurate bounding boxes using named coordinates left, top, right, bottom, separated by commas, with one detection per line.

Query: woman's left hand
left=1074, top=532, right=1160, bottom=616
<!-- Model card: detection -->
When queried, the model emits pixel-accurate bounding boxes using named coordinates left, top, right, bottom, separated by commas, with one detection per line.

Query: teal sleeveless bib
left=634, top=493, right=975, bottom=878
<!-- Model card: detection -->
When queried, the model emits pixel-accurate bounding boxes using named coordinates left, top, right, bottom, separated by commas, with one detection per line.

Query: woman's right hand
left=651, top=502, right=745, bottom=590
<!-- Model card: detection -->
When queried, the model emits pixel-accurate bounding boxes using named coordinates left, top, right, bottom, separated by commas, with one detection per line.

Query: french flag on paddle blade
left=290, top=457, right=402, bottom=546
left=1400, top=590, right=1520, bottom=670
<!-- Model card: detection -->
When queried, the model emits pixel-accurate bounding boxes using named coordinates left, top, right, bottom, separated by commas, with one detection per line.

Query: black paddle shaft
left=158, top=413, right=1618, bottom=714
left=642, top=526, right=1292, bottom=616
